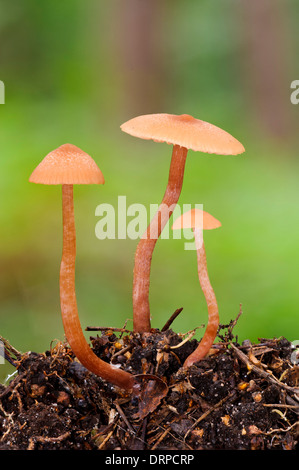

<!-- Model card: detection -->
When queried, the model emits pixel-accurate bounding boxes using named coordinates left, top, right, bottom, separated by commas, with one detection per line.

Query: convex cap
left=29, top=143, right=104, bottom=185
left=172, top=208, right=221, bottom=231
left=121, top=113, right=245, bottom=155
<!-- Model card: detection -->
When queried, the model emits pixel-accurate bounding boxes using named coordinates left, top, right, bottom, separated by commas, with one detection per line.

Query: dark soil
left=0, top=315, right=298, bottom=450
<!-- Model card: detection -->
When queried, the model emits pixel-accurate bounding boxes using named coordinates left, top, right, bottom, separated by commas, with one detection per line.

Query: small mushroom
left=121, top=113, right=244, bottom=333
left=172, top=208, right=221, bottom=367
left=29, top=144, right=135, bottom=391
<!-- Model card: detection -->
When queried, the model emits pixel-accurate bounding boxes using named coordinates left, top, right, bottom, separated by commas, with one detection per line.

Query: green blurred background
left=1, top=0, right=299, bottom=381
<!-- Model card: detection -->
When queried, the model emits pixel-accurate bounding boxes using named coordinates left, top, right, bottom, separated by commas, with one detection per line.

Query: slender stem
left=133, top=145, right=188, bottom=333
left=183, top=230, right=219, bottom=367
left=60, top=184, right=134, bottom=391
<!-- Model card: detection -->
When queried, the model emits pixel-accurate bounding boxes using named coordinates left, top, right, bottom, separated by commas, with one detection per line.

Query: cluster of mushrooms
left=29, top=113, right=245, bottom=394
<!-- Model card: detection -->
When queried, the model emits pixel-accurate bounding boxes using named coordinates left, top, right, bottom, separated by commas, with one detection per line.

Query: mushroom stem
left=133, top=145, right=188, bottom=333
left=183, top=228, right=219, bottom=367
left=60, top=184, right=135, bottom=391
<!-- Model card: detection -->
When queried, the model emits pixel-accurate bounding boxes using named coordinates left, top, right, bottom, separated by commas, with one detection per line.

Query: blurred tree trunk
left=115, top=0, right=167, bottom=115
left=240, top=0, right=294, bottom=138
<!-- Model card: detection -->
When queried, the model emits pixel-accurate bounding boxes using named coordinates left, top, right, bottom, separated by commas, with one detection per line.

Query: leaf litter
left=0, top=310, right=298, bottom=450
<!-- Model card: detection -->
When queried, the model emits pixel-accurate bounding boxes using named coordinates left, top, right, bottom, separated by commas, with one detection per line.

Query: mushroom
left=120, top=113, right=245, bottom=333
left=29, top=143, right=135, bottom=391
left=172, top=208, right=221, bottom=367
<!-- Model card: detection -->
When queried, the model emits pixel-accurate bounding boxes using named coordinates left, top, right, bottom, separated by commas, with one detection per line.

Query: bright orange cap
left=29, top=144, right=105, bottom=185
left=172, top=209, right=221, bottom=231
left=121, top=113, right=245, bottom=155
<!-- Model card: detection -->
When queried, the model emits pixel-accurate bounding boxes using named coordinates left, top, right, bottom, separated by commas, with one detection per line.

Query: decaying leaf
left=132, top=374, right=169, bottom=420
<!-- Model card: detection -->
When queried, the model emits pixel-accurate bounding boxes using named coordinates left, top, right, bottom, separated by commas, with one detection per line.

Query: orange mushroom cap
left=29, top=143, right=105, bottom=185
left=121, top=113, right=245, bottom=155
left=172, top=208, right=221, bottom=231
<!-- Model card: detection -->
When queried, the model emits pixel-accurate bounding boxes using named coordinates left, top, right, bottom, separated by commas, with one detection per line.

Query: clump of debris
left=0, top=313, right=298, bottom=450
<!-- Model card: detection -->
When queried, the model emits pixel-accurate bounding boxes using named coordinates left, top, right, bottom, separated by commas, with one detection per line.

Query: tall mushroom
left=121, top=113, right=245, bottom=333
left=172, top=208, right=221, bottom=367
left=29, top=143, right=135, bottom=391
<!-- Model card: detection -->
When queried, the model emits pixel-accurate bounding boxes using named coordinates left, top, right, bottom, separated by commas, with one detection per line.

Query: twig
left=227, top=304, right=242, bottom=335
left=91, top=412, right=119, bottom=444
left=230, top=343, right=299, bottom=395
left=97, top=423, right=118, bottom=450
left=170, top=328, right=202, bottom=350
left=0, top=335, right=22, bottom=366
left=184, top=391, right=235, bottom=441
left=0, top=372, right=27, bottom=400
left=85, top=326, right=131, bottom=334
left=0, top=335, right=22, bottom=359
left=111, top=345, right=133, bottom=362
left=263, top=421, right=299, bottom=436
left=131, top=418, right=148, bottom=450
left=27, top=432, right=71, bottom=450
left=140, top=418, right=148, bottom=448
left=151, top=426, right=173, bottom=450
left=115, top=401, right=136, bottom=435
left=150, top=416, right=191, bottom=450
left=263, top=403, right=299, bottom=409
left=161, top=308, right=183, bottom=332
